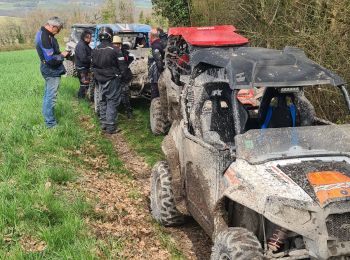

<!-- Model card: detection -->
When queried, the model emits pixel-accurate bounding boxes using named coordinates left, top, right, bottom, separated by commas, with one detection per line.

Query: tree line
left=152, top=0, right=350, bottom=122
left=0, top=0, right=135, bottom=50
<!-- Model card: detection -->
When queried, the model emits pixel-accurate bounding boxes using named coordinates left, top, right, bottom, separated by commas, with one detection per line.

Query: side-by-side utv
left=150, top=45, right=350, bottom=259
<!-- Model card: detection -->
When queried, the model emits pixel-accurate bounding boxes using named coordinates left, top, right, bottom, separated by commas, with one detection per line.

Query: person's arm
left=127, top=51, right=135, bottom=64
left=114, top=48, right=128, bottom=77
left=39, top=32, right=67, bottom=67
left=153, top=47, right=164, bottom=72
left=91, top=49, right=98, bottom=69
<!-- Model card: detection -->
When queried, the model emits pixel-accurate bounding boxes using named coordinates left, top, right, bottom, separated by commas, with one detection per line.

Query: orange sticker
left=307, top=171, right=350, bottom=206
left=225, top=168, right=240, bottom=185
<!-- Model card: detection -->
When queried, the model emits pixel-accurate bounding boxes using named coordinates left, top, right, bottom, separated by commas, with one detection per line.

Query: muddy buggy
left=150, top=25, right=258, bottom=135
left=150, top=45, right=350, bottom=259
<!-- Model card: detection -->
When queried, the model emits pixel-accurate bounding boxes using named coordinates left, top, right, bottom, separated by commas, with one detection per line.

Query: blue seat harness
left=261, top=104, right=296, bottom=129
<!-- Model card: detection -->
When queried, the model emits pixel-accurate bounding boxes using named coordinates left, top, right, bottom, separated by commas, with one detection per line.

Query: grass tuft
left=0, top=49, right=123, bottom=258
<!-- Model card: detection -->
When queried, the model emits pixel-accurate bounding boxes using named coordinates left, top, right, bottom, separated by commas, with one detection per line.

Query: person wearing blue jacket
left=35, top=17, right=69, bottom=128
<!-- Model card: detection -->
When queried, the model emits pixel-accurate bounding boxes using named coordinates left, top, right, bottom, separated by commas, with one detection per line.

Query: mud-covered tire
left=150, top=97, right=169, bottom=135
left=63, top=59, right=76, bottom=77
left=150, top=161, right=184, bottom=226
left=211, top=227, right=263, bottom=260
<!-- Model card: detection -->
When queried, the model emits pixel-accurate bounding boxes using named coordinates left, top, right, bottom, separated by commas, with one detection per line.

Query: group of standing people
left=35, top=16, right=166, bottom=134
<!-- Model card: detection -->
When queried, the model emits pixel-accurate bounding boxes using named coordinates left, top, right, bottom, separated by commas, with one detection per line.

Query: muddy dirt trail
left=108, top=133, right=212, bottom=259
left=73, top=114, right=211, bottom=259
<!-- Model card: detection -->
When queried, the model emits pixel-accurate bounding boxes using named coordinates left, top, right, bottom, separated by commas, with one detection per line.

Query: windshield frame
left=232, top=85, right=350, bottom=135
left=234, top=124, right=350, bottom=164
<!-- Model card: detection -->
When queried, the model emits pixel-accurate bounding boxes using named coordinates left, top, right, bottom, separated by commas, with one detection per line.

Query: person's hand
left=61, top=51, right=70, bottom=57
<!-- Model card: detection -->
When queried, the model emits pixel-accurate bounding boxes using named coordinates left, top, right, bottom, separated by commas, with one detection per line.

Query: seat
left=209, top=96, right=235, bottom=143
left=258, top=88, right=300, bottom=129
left=200, top=94, right=235, bottom=148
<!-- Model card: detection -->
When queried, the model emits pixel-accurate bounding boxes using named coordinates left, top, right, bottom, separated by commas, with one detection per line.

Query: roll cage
left=186, top=46, right=350, bottom=152
left=92, top=23, right=152, bottom=49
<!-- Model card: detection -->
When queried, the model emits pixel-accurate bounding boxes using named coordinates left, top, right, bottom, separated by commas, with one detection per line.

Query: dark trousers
left=77, top=69, right=90, bottom=98
left=98, top=77, right=121, bottom=132
left=120, top=82, right=132, bottom=116
left=149, top=61, right=160, bottom=99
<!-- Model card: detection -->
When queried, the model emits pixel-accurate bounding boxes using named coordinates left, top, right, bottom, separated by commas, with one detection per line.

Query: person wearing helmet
left=75, top=30, right=92, bottom=99
left=92, top=27, right=128, bottom=134
left=112, top=36, right=133, bottom=119
left=35, top=16, right=70, bottom=128
left=148, top=28, right=165, bottom=99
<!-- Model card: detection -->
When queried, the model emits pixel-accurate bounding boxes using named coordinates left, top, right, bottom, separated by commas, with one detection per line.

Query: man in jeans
left=92, top=27, right=127, bottom=134
left=35, top=17, right=69, bottom=128
left=75, top=30, right=92, bottom=99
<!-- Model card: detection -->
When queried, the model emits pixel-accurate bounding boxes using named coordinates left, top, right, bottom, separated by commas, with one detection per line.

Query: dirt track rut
left=74, top=113, right=211, bottom=259
left=108, top=132, right=212, bottom=259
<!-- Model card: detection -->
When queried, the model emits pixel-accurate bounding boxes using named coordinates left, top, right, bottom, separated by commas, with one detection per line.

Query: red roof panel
left=168, top=25, right=249, bottom=47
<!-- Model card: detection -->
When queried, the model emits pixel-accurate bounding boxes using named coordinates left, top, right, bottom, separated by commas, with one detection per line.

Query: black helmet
left=98, top=26, right=113, bottom=42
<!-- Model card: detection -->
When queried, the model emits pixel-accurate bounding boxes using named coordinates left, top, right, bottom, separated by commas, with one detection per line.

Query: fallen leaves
left=20, top=235, right=47, bottom=253
left=73, top=113, right=211, bottom=259
left=44, top=181, right=52, bottom=190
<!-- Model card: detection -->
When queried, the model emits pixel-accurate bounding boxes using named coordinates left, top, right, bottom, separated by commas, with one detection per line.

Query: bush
left=190, top=0, right=350, bottom=122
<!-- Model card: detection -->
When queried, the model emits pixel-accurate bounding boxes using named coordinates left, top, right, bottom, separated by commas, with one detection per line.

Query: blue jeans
left=42, top=77, right=60, bottom=128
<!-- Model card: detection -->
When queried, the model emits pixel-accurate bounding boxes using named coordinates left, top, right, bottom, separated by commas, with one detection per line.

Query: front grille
left=326, top=213, right=350, bottom=241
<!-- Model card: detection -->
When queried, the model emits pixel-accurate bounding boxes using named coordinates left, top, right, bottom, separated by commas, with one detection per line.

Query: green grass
left=0, top=16, right=22, bottom=24
left=119, top=99, right=164, bottom=166
left=0, top=49, right=184, bottom=259
left=0, top=3, right=16, bottom=10
left=0, top=49, right=127, bottom=258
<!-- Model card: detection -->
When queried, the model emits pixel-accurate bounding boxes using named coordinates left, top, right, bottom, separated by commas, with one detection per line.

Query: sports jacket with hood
left=35, top=26, right=65, bottom=78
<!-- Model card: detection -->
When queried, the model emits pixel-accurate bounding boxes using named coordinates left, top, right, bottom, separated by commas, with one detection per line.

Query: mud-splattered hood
left=222, top=157, right=350, bottom=241
left=235, top=124, right=350, bottom=164
left=278, top=160, right=350, bottom=207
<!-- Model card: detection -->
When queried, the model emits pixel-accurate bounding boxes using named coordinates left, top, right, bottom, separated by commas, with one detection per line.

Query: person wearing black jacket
left=35, top=17, right=69, bottom=128
left=75, top=30, right=92, bottom=98
left=92, top=27, right=127, bottom=134
left=112, top=36, right=134, bottom=119
left=148, top=29, right=165, bottom=99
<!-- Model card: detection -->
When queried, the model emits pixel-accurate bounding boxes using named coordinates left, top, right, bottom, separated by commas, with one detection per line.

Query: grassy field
left=0, top=2, right=15, bottom=10
left=0, top=16, right=22, bottom=24
left=0, top=49, right=167, bottom=258
left=119, top=99, right=164, bottom=166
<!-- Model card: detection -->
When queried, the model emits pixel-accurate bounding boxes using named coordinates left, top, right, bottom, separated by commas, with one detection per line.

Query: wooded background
left=152, top=0, right=350, bottom=122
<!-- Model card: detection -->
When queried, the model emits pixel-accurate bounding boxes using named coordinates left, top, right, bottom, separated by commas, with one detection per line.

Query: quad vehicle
left=150, top=25, right=253, bottom=135
left=150, top=44, right=350, bottom=259
left=64, top=23, right=152, bottom=102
